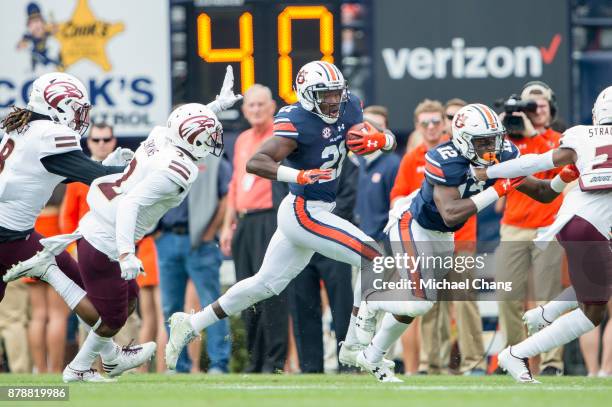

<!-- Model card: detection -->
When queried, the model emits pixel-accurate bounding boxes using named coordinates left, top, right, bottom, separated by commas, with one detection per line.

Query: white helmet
left=167, top=103, right=223, bottom=159
left=451, top=104, right=506, bottom=166
left=295, top=61, right=347, bottom=124
left=27, top=72, right=91, bottom=136
left=592, top=86, right=612, bottom=125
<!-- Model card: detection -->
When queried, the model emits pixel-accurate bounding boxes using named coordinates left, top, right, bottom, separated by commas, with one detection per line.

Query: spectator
left=219, top=84, right=288, bottom=373
left=156, top=152, right=232, bottom=374
left=354, top=105, right=400, bottom=242
left=59, top=123, right=149, bottom=356
left=495, top=81, right=565, bottom=375
left=444, top=98, right=467, bottom=135
left=390, top=99, right=484, bottom=375
left=289, top=136, right=358, bottom=373
left=27, top=185, right=69, bottom=373
left=0, top=278, right=30, bottom=373
left=579, top=302, right=612, bottom=376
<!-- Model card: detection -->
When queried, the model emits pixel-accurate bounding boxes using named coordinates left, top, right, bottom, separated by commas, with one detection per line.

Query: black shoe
left=540, top=366, right=563, bottom=376
left=493, top=366, right=505, bottom=375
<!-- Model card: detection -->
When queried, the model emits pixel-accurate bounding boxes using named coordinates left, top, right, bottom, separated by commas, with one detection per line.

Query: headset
left=521, top=80, right=558, bottom=121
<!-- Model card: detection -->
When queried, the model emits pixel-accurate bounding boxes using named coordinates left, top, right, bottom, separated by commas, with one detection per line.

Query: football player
left=165, top=61, right=401, bottom=381
left=471, top=87, right=612, bottom=383
left=0, top=71, right=131, bottom=326
left=3, top=68, right=242, bottom=382
left=352, top=103, right=573, bottom=381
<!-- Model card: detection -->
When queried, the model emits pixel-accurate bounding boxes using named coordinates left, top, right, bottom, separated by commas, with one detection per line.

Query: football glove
left=296, top=169, right=333, bottom=185
left=492, top=176, right=526, bottom=197
left=207, top=66, right=243, bottom=114
left=102, top=147, right=134, bottom=166
left=346, top=122, right=388, bottom=155
left=119, top=253, right=144, bottom=281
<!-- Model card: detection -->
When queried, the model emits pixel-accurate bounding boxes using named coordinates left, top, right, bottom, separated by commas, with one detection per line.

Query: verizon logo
left=383, top=35, right=561, bottom=80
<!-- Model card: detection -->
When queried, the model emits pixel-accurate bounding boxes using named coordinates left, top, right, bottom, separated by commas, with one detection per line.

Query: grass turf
left=0, top=373, right=610, bottom=407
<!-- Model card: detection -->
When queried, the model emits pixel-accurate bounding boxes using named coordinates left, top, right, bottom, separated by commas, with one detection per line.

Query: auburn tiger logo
left=43, top=81, right=84, bottom=109
left=179, top=116, right=217, bottom=144
left=454, top=113, right=467, bottom=129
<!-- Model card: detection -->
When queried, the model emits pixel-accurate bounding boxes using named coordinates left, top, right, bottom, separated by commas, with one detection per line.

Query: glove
left=559, top=165, right=579, bottom=183
left=492, top=176, right=526, bottom=197
left=346, top=122, right=388, bottom=155
left=296, top=169, right=333, bottom=185
left=102, top=147, right=134, bottom=166
left=119, top=253, right=144, bottom=281
left=207, top=65, right=243, bottom=114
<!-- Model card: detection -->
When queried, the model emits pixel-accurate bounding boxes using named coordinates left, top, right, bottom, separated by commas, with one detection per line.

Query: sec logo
left=322, top=127, right=332, bottom=139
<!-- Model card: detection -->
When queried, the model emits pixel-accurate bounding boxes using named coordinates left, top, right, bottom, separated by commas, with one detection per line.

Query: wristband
left=469, top=187, right=500, bottom=212
left=276, top=165, right=300, bottom=183
left=383, top=132, right=394, bottom=151
left=550, top=174, right=568, bottom=193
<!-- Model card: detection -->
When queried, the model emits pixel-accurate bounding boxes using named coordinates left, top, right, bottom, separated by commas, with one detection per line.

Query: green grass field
left=0, top=374, right=610, bottom=407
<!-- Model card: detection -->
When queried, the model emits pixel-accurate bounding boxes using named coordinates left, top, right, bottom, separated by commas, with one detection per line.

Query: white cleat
left=356, top=351, right=402, bottom=383
left=523, top=306, right=552, bottom=336
left=62, top=366, right=116, bottom=383
left=165, top=312, right=198, bottom=370
left=355, top=302, right=378, bottom=345
left=3, top=249, right=56, bottom=283
left=498, top=347, right=540, bottom=383
left=102, top=341, right=156, bottom=377
left=338, top=342, right=395, bottom=369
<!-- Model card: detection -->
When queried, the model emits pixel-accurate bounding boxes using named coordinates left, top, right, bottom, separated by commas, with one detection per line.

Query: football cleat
left=498, top=347, right=540, bottom=383
left=523, top=306, right=552, bottom=336
left=102, top=341, right=156, bottom=377
left=355, top=302, right=378, bottom=345
left=3, top=249, right=55, bottom=283
left=356, top=351, right=402, bottom=383
left=338, top=342, right=395, bottom=369
left=165, top=312, right=198, bottom=370
left=62, top=366, right=115, bottom=383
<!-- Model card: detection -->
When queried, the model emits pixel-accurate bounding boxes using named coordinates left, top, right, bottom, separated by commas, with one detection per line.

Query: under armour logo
left=337, top=123, right=345, bottom=132
left=367, top=140, right=378, bottom=148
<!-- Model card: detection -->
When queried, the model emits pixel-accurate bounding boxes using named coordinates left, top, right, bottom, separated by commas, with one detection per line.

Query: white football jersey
left=78, top=127, right=198, bottom=259
left=0, top=121, right=82, bottom=231
left=546, top=125, right=612, bottom=239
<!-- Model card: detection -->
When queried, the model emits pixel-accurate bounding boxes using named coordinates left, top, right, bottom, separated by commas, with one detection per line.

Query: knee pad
left=369, top=299, right=434, bottom=317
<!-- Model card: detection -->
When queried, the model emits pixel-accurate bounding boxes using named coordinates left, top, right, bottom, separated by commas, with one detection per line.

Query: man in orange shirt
left=495, top=82, right=565, bottom=375
left=391, top=99, right=485, bottom=375
left=219, top=84, right=289, bottom=373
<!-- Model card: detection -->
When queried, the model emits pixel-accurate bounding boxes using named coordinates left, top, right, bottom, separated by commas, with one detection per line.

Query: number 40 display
left=197, top=6, right=334, bottom=104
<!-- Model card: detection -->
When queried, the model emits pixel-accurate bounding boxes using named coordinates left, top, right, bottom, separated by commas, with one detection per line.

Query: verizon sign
left=372, top=0, right=570, bottom=132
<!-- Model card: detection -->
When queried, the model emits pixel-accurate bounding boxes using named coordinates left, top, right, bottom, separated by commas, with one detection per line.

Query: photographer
left=495, top=82, right=566, bottom=376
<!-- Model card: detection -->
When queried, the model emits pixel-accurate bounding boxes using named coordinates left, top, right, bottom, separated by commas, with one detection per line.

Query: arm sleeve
left=115, top=172, right=182, bottom=255
left=273, top=116, right=299, bottom=140
left=40, top=150, right=125, bottom=185
left=485, top=150, right=555, bottom=179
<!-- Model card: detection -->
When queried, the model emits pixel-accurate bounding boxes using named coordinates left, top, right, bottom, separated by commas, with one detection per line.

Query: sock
left=190, top=305, right=219, bottom=333
left=344, top=315, right=359, bottom=346
left=353, top=272, right=362, bottom=307
left=365, top=313, right=411, bottom=363
left=43, top=264, right=86, bottom=310
left=541, top=287, right=578, bottom=321
left=513, top=309, right=595, bottom=358
left=70, top=331, right=113, bottom=370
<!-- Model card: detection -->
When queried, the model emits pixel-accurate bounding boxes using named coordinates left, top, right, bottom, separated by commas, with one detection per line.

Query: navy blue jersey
left=410, top=139, right=520, bottom=232
left=273, top=94, right=363, bottom=202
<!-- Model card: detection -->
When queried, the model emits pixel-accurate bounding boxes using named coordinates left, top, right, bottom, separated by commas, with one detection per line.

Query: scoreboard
left=185, top=0, right=341, bottom=127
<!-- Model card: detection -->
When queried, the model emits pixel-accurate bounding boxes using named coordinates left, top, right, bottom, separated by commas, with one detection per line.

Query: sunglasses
left=419, top=118, right=442, bottom=127
left=90, top=137, right=114, bottom=144
left=446, top=114, right=455, bottom=120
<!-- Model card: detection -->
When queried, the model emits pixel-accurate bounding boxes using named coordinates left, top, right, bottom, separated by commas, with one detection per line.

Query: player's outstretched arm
left=474, top=148, right=577, bottom=181
left=40, top=150, right=125, bottom=185
left=515, top=164, right=580, bottom=203
left=246, top=136, right=332, bottom=184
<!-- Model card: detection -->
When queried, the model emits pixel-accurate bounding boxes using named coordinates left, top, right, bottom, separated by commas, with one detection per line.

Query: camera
left=496, top=95, right=537, bottom=136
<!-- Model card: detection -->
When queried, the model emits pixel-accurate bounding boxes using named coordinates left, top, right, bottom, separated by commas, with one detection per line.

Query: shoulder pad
left=425, top=144, right=468, bottom=186
left=559, top=125, right=585, bottom=151
left=38, top=123, right=82, bottom=158
left=157, top=148, right=198, bottom=189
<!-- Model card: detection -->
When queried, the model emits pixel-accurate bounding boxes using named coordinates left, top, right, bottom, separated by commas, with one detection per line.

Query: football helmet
left=451, top=104, right=505, bottom=166
left=593, top=86, right=612, bottom=125
left=167, top=103, right=223, bottom=159
left=295, top=61, right=348, bottom=124
left=27, top=72, right=91, bottom=136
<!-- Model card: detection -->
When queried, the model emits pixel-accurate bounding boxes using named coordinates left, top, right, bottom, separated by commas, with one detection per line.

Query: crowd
left=0, top=80, right=610, bottom=377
